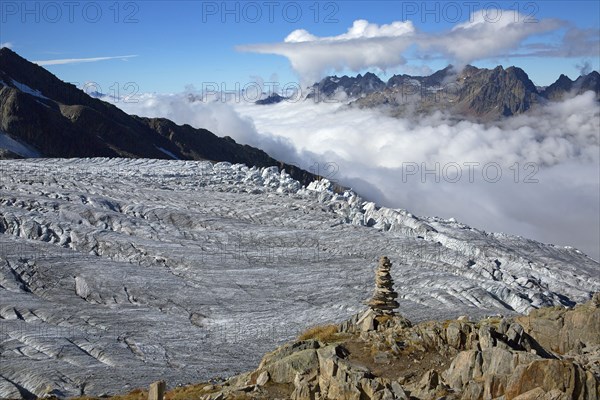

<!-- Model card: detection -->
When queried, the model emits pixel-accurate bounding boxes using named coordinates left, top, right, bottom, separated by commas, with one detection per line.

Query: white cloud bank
left=110, top=91, right=600, bottom=261
left=238, top=10, right=598, bottom=84
left=239, top=19, right=416, bottom=85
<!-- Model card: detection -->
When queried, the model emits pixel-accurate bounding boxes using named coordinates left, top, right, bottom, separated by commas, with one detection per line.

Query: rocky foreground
left=61, top=292, right=600, bottom=400
left=139, top=293, right=600, bottom=400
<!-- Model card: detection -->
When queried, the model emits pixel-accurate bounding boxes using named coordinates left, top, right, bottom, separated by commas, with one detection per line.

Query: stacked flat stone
left=367, top=256, right=399, bottom=315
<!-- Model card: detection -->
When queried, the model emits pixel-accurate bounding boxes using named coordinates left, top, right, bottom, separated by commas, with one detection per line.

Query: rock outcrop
left=170, top=293, right=600, bottom=400
left=515, top=293, right=600, bottom=355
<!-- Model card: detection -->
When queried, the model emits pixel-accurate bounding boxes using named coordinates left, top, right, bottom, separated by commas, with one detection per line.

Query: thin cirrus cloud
left=237, top=9, right=591, bottom=84
left=514, top=27, right=600, bottom=58
left=33, top=55, right=138, bottom=66
left=0, top=42, right=13, bottom=49
left=419, top=10, right=563, bottom=63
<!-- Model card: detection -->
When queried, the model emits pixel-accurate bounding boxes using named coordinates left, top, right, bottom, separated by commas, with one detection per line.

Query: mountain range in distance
left=262, top=65, right=599, bottom=120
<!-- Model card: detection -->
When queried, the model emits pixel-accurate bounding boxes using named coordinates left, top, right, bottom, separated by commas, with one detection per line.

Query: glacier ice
left=0, top=158, right=598, bottom=398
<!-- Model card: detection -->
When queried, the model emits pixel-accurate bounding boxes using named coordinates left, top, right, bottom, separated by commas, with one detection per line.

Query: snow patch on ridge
left=155, top=146, right=181, bottom=160
left=0, top=131, right=41, bottom=157
left=10, top=79, right=48, bottom=99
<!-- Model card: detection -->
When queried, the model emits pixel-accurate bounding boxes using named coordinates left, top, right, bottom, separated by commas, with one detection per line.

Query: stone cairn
left=367, top=256, right=399, bottom=315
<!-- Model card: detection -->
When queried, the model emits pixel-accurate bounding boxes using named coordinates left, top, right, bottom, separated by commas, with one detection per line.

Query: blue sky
left=1, top=1, right=599, bottom=93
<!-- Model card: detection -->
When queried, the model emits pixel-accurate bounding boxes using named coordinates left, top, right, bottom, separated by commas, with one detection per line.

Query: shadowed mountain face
left=255, top=93, right=287, bottom=105
left=0, top=48, right=316, bottom=185
left=308, top=72, right=386, bottom=100
left=309, top=65, right=600, bottom=120
left=542, top=71, right=600, bottom=101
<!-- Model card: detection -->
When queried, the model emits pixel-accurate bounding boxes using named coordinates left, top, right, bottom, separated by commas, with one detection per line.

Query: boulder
left=478, top=325, right=496, bottom=349
left=505, top=359, right=599, bottom=400
left=513, top=388, right=576, bottom=400
left=356, top=308, right=377, bottom=332
left=444, top=350, right=483, bottom=388
left=291, top=371, right=319, bottom=400
left=445, top=347, right=542, bottom=398
left=516, top=300, right=600, bottom=354
left=259, top=339, right=320, bottom=369
left=263, top=349, right=319, bottom=383
left=255, top=371, right=269, bottom=387
left=390, top=381, right=409, bottom=400
left=446, top=322, right=466, bottom=349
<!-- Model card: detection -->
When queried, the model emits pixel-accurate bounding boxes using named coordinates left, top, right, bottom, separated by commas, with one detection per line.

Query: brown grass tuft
left=298, top=324, right=339, bottom=343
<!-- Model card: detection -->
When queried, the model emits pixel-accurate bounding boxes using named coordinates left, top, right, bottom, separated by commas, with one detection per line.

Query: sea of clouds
left=108, top=88, right=600, bottom=261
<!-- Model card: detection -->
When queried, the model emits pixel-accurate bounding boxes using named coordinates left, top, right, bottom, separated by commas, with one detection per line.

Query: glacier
left=0, top=158, right=598, bottom=398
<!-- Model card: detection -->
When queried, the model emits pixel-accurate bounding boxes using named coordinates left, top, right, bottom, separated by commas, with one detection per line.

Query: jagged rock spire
left=367, top=256, right=399, bottom=315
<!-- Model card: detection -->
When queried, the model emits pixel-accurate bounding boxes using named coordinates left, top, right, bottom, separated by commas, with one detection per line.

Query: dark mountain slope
left=0, top=48, right=316, bottom=185
left=541, top=71, right=600, bottom=100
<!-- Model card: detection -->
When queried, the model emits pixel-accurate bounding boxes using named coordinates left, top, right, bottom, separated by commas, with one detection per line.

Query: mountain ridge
left=0, top=48, right=318, bottom=186
left=307, top=64, right=600, bottom=119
